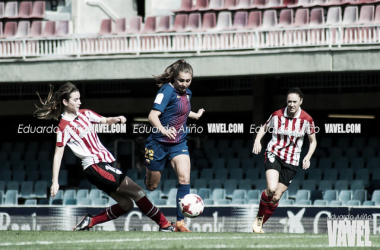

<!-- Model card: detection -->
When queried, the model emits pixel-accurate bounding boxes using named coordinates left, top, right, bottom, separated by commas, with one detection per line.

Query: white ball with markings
left=179, top=194, right=204, bottom=218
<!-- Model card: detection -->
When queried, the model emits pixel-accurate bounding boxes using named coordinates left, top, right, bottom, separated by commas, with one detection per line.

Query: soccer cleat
left=159, top=222, right=175, bottom=232
left=73, top=213, right=93, bottom=231
left=252, top=215, right=265, bottom=234
left=175, top=219, right=191, bottom=232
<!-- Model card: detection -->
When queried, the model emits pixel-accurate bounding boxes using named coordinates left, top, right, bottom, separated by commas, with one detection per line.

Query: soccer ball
left=179, top=194, right=204, bottom=218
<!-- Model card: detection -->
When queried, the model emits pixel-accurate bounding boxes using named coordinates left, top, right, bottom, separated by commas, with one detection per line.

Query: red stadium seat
left=114, top=18, right=127, bottom=34
left=169, top=14, right=188, bottom=32
left=229, top=0, right=253, bottom=10
left=326, top=7, right=341, bottom=43
left=4, top=1, right=18, bottom=19
left=16, top=21, right=31, bottom=38
left=359, top=5, right=374, bottom=24
left=310, top=8, right=324, bottom=26
left=293, top=9, right=309, bottom=45
left=156, top=15, right=171, bottom=32
left=216, top=11, right=232, bottom=30
left=252, top=0, right=268, bottom=7
left=193, top=0, right=209, bottom=11
left=56, top=20, right=69, bottom=36
left=174, top=0, right=193, bottom=12
left=324, top=0, right=344, bottom=5
left=262, top=10, right=277, bottom=29
left=278, top=9, right=293, bottom=45
left=43, top=21, right=56, bottom=37
left=3, top=22, right=17, bottom=37
left=313, top=0, right=328, bottom=5
left=259, top=0, right=284, bottom=9
left=208, top=0, right=225, bottom=10
left=128, top=16, right=142, bottom=33
left=29, top=21, right=43, bottom=37
left=342, top=6, right=358, bottom=43
left=99, top=19, right=112, bottom=35
left=215, top=0, right=238, bottom=10
left=30, top=1, right=46, bottom=19
left=247, top=11, right=262, bottom=29
left=186, top=13, right=201, bottom=31
left=288, top=0, right=311, bottom=8
left=142, top=16, right=156, bottom=33
left=231, top=11, right=248, bottom=29
left=201, top=12, right=217, bottom=31
left=18, top=1, right=32, bottom=18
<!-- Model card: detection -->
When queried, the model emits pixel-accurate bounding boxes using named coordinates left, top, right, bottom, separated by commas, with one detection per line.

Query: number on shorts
left=105, top=164, right=122, bottom=175
left=145, top=148, right=154, bottom=160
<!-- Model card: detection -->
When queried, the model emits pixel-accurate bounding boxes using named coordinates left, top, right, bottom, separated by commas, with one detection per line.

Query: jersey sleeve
left=56, top=127, right=70, bottom=147
left=306, top=119, right=316, bottom=135
left=82, top=109, right=102, bottom=124
left=152, top=86, right=173, bottom=113
left=265, top=114, right=274, bottom=128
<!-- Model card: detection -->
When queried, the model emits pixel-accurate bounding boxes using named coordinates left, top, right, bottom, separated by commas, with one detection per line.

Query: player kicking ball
left=252, top=88, right=317, bottom=233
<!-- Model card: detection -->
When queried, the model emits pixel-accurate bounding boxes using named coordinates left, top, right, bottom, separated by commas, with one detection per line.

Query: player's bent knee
left=266, top=189, right=276, bottom=197
left=146, top=183, right=157, bottom=191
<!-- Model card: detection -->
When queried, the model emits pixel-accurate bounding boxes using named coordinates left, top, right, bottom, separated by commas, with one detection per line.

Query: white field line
left=0, top=235, right=330, bottom=247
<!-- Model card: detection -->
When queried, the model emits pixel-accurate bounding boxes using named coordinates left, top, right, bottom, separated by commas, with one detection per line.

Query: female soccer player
left=251, top=88, right=317, bottom=233
left=144, top=59, right=205, bottom=232
left=34, top=82, right=174, bottom=232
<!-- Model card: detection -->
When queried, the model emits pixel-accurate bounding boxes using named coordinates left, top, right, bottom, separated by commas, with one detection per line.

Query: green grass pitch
left=0, top=231, right=379, bottom=250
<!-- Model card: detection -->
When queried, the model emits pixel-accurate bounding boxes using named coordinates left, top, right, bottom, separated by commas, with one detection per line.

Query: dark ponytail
left=153, top=59, right=193, bottom=87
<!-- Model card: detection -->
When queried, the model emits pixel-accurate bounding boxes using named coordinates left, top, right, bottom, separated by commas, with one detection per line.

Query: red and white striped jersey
left=265, top=107, right=315, bottom=166
left=56, top=109, right=115, bottom=169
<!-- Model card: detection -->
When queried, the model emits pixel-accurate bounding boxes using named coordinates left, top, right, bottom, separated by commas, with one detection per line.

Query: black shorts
left=84, top=162, right=126, bottom=195
left=265, top=152, right=297, bottom=187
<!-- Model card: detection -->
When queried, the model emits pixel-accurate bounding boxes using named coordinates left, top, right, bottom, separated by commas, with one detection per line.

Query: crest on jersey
left=268, top=152, right=275, bottom=163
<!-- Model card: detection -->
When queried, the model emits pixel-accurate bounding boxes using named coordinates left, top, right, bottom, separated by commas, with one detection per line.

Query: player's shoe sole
left=252, top=215, right=265, bottom=234
left=73, top=213, right=93, bottom=231
left=159, top=222, right=175, bottom=232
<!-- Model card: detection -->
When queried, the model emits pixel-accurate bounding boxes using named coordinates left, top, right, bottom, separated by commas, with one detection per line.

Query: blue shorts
left=144, top=136, right=189, bottom=171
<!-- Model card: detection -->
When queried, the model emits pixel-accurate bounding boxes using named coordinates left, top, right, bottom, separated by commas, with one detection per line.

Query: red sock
left=258, top=190, right=272, bottom=216
left=263, top=202, right=279, bottom=224
left=135, top=196, right=169, bottom=227
left=90, top=204, right=127, bottom=227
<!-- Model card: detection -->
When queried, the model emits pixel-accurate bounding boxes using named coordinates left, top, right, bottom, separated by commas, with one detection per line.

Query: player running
left=144, top=59, right=205, bottom=232
left=34, top=82, right=175, bottom=232
left=252, top=87, right=317, bottom=233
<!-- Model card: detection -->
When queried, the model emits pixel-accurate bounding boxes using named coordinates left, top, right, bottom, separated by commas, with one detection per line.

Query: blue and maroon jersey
left=149, top=83, right=192, bottom=143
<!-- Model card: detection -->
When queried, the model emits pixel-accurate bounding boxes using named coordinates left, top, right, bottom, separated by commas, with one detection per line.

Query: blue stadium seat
left=329, top=200, right=343, bottom=206
left=307, top=168, right=322, bottom=182
left=196, top=158, right=209, bottom=169
left=212, top=188, right=226, bottom=201
left=362, top=201, right=374, bottom=206
left=254, top=179, right=267, bottom=191
left=318, top=180, right=333, bottom=191
left=167, top=188, right=177, bottom=201
left=338, top=190, right=352, bottom=205
left=367, top=157, right=380, bottom=171
left=64, top=198, right=77, bottom=205
left=329, top=147, right=343, bottom=162
left=190, top=170, right=198, bottom=180
left=209, top=179, right=223, bottom=190
left=313, top=199, right=328, bottom=206
left=224, top=179, right=237, bottom=198
left=220, top=148, right=234, bottom=159
left=0, top=191, right=3, bottom=205
left=229, top=168, right=243, bottom=180
left=126, top=169, right=138, bottom=180
left=247, top=199, right=260, bottom=204
left=287, top=180, right=300, bottom=198
left=339, top=169, right=353, bottom=181
left=237, top=148, right=251, bottom=159
left=147, top=190, right=162, bottom=200
left=238, top=179, right=252, bottom=191
left=152, top=198, right=167, bottom=206
left=203, top=199, right=214, bottom=205
left=232, top=189, right=247, bottom=201
left=93, top=198, right=107, bottom=206
left=323, top=190, right=338, bottom=203
left=295, top=200, right=311, bottom=205
left=334, top=158, right=349, bottom=170
left=231, top=198, right=246, bottom=205
left=162, top=180, right=176, bottom=197
left=203, top=139, right=216, bottom=150
left=335, top=180, right=348, bottom=191
left=371, top=190, right=380, bottom=203
left=3, top=161, right=11, bottom=172
left=0, top=152, right=8, bottom=162
left=19, top=181, right=34, bottom=199
left=241, top=158, right=255, bottom=170
left=63, top=190, right=76, bottom=200
left=217, top=139, right=230, bottom=150
left=323, top=169, right=338, bottom=182
left=214, top=168, right=228, bottom=180
left=12, top=171, right=26, bottom=182
left=345, top=147, right=358, bottom=162
left=25, top=160, right=39, bottom=172
left=215, top=199, right=231, bottom=205
left=24, top=151, right=37, bottom=162
left=108, top=198, right=118, bottom=206
left=88, top=189, right=102, bottom=200
left=362, top=146, right=376, bottom=160
left=247, top=190, right=260, bottom=200
left=166, top=199, right=177, bottom=206
left=280, top=199, right=294, bottom=206
left=200, top=169, right=213, bottom=181
left=193, top=179, right=207, bottom=190
left=1, top=142, right=13, bottom=153
left=24, top=199, right=37, bottom=205
left=354, top=169, right=369, bottom=187
left=205, top=148, right=219, bottom=161
left=0, top=181, right=5, bottom=193
left=190, top=188, right=197, bottom=194
left=347, top=200, right=361, bottom=206
left=317, top=158, right=332, bottom=170
left=76, top=189, right=89, bottom=200
left=226, top=158, right=240, bottom=170
left=245, top=168, right=259, bottom=180
left=352, top=190, right=366, bottom=204
left=58, top=170, right=68, bottom=187
left=211, top=158, right=226, bottom=169
left=351, top=157, right=364, bottom=169
left=295, top=190, right=310, bottom=203
left=27, top=171, right=40, bottom=183
left=231, top=139, right=245, bottom=151
left=302, top=180, right=316, bottom=190
left=352, top=137, right=366, bottom=151
left=13, top=141, right=26, bottom=153
left=368, top=137, right=380, bottom=151
left=6, top=181, right=19, bottom=192
left=4, top=190, right=18, bottom=205
left=319, top=137, right=332, bottom=149
left=350, top=180, right=365, bottom=190
left=198, top=188, right=212, bottom=200
left=77, top=198, right=92, bottom=206
left=336, top=137, right=350, bottom=151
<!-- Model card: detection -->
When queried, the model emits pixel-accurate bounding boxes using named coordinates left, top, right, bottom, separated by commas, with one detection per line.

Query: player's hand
left=196, top=109, right=205, bottom=119
left=252, top=141, right=262, bottom=154
left=114, top=116, right=127, bottom=124
left=50, top=182, right=60, bottom=198
left=160, top=126, right=177, bottom=140
left=302, top=157, right=310, bottom=170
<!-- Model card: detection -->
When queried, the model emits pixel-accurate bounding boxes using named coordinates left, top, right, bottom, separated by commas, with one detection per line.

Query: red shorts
left=84, top=162, right=126, bottom=195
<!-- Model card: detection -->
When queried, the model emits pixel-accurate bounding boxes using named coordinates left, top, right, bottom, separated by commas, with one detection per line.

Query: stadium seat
left=326, top=7, right=342, bottom=43
left=24, top=199, right=37, bottom=205
left=307, top=168, right=322, bottom=182
left=347, top=200, right=361, bottom=206
left=302, top=180, right=316, bottom=190
left=355, top=169, right=370, bottom=187
left=152, top=198, right=167, bottom=206
left=363, top=201, right=374, bottom=206
left=206, top=148, right=220, bottom=161
left=232, top=189, right=247, bottom=200
left=217, top=139, right=230, bottom=149
left=318, top=180, right=333, bottom=191
left=0, top=181, right=5, bottom=193
left=329, top=147, right=343, bottom=162
left=352, top=190, right=366, bottom=204
left=7, top=181, right=19, bottom=192
left=126, top=169, right=139, bottom=180
left=4, top=190, right=18, bottom=205
left=220, top=148, right=234, bottom=159
left=208, top=0, right=225, bottom=10
left=43, top=21, right=56, bottom=37
left=215, top=199, right=231, bottom=205
left=352, top=136, right=366, bottom=151
left=247, top=190, right=261, bottom=200
left=203, top=139, right=216, bottom=149
left=64, top=190, right=76, bottom=200
left=368, top=137, right=380, bottom=151
left=114, top=18, right=127, bottom=34
left=294, top=169, right=306, bottom=181
left=334, top=157, right=349, bottom=170
left=224, top=179, right=238, bottom=198
left=26, top=171, right=40, bottom=183
left=64, top=198, right=77, bottom=205
left=201, top=12, right=217, bottom=31
left=212, top=188, right=226, bottom=201
left=77, top=198, right=92, bottom=206
left=323, top=190, right=338, bottom=203
left=18, top=1, right=32, bottom=18
left=212, top=158, right=226, bottom=169
left=4, top=1, right=17, bottom=18
left=214, top=168, right=228, bottom=180
left=254, top=179, right=267, bottom=191
left=295, top=190, right=310, bottom=203
left=147, top=190, right=162, bottom=201
left=162, top=180, right=176, bottom=197
left=93, top=198, right=107, bottom=206
left=170, top=14, right=188, bottom=33
left=76, top=189, right=89, bottom=200
left=338, top=190, right=352, bottom=205
left=293, top=8, right=310, bottom=45
left=34, top=181, right=47, bottom=198
left=30, top=1, right=45, bottom=19
left=295, top=200, right=312, bottom=205
left=58, top=170, right=68, bottom=187
left=166, top=199, right=177, bottom=206
left=194, top=179, right=207, bottom=190
left=56, top=21, right=70, bottom=36
left=363, top=147, right=376, bottom=160
left=367, top=157, right=380, bottom=171
left=253, top=0, right=267, bottom=8
left=209, top=179, right=223, bottom=190
left=128, top=16, right=142, bottom=33
left=193, top=0, right=209, bottom=11
left=198, top=188, right=212, bottom=199
left=318, top=158, right=332, bottom=169
left=200, top=169, right=214, bottom=181
left=323, top=169, right=338, bottom=182
left=280, top=199, right=295, bottom=206
left=157, top=16, right=171, bottom=32
left=108, top=198, right=118, bottom=206
left=203, top=199, right=215, bottom=205
left=142, top=16, right=157, bottom=33
left=226, top=158, right=240, bottom=170
left=88, top=189, right=102, bottom=200
left=246, top=11, right=262, bottom=30
left=335, top=180, right=348, bottom=191
left=351, top=157, right=364, bottom=169
left=25, top=160, right=39, bottom=172
left=0, top=171, right=12, bottom=182
left=237, top=148, right=251, bottom=159
left=19, top=181, right=34, bottom=199
left=174, top=0, right=193, bottom=12
left=231, top=198, right=246, bottom=204
left=166, top=189, right=177, bottom=201
left=336, top=137, right=351, bottom=151
left=329, top=200, right=342, bottom=206
left=239, top=179, right=252, bottom=190
left=245, top=168, right=260, bottom=180
left=51, top=199, right=63, bottom=205
left=313, top=199, right=328, bottom=206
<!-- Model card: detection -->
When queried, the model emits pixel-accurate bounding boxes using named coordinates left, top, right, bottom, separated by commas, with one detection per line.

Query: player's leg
left=170, top=153, right=191, bottom=232
left=144, top=138, right=165, bottom=191
left=145, top=168, right=162, bottom=191
left=115, top=176, right=174, bottom=231
left=262, top=183, right=288, bottom=224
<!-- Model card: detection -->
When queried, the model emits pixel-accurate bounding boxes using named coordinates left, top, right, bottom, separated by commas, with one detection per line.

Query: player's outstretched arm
left=148, top=109, right=176, bottom=140
left=252, top=124, right=267, bottom=155
left=100, top=116, right=127, bottom=125
left=189, top=109, right=205, bottom=120
left=51, top=146, right=65, bottom=198
left=302, top=133, right=317, bottom=170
